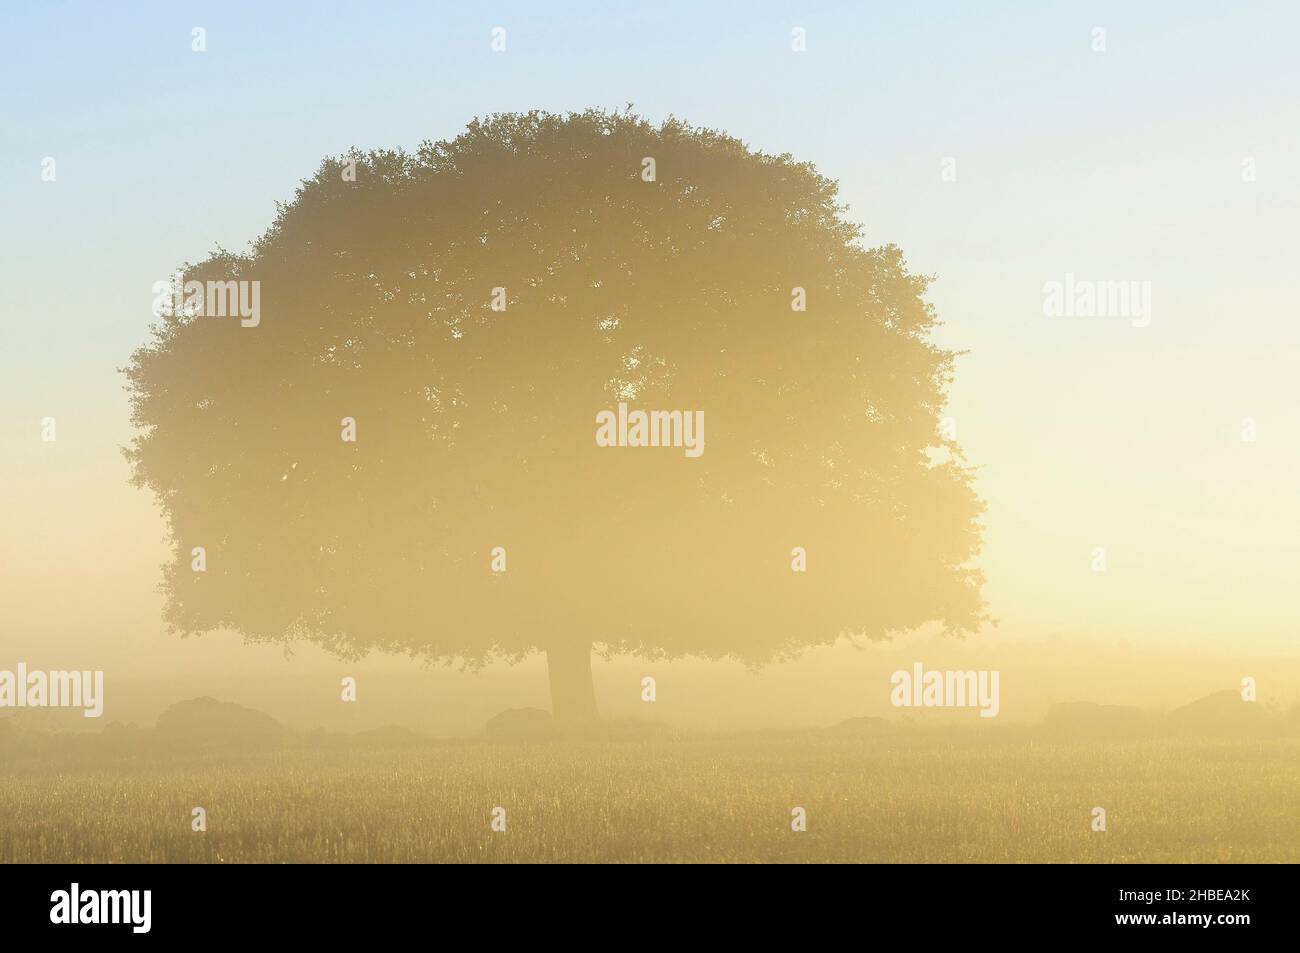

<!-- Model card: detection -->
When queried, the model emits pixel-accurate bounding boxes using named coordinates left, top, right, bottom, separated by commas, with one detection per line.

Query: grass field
left=2, top=732, right=1296, bottom=863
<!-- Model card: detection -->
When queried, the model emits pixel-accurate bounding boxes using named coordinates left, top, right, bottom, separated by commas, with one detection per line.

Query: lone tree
left=124, top=110, right=985, bottom=724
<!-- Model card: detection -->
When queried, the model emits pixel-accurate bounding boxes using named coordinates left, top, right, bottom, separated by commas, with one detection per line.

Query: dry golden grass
left=1, top=733, right=1295, bottom=863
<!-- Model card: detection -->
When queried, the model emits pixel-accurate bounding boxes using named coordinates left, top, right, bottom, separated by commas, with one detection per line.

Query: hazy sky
left=1, top=2, right=1296, bottom=727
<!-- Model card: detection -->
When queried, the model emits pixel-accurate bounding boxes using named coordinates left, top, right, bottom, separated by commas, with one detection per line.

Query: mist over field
left=3, top=1, right=1298, bottom=867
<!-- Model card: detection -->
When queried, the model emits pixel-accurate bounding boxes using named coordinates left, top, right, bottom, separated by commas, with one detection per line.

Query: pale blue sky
left=2, top=1, right=1298, bottom=658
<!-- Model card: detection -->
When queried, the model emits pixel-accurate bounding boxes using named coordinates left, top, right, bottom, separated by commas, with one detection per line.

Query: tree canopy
left=124, top=109, right=985, bottom=707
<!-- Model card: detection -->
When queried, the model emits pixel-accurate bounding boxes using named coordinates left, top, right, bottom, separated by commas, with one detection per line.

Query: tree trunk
left=547, top=641, right=599, bottom=725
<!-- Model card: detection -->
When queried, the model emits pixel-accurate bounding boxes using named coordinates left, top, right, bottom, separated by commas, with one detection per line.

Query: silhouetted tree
left=123, top=109, right=985, bottom=724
